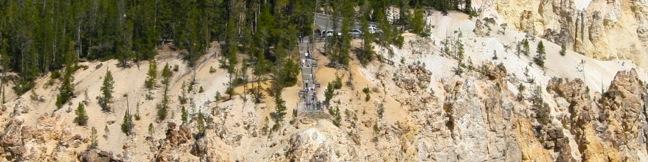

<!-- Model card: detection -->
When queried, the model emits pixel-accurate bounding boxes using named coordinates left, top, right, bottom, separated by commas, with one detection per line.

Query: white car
left=368, top=26, right=382, bottom=34
left=322, top=30, right=341, bottom=37
left=349, top=29, right=362, bottom=38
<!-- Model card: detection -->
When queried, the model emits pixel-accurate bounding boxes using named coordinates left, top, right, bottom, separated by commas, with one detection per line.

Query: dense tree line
left=0, top=0, right=230, bottom=94
left=0, top=0, right=472, bottom=101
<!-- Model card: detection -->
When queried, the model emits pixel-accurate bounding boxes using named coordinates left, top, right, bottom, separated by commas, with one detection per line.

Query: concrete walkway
left=298, top=36, right=321, bottom=112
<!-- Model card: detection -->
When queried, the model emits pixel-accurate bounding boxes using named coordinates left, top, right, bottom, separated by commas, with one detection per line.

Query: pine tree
left=560, top=43, right=566, bottom=56
left=196, top=112, right=206, bottom=135
left=534, top=41, right=546, bottom=68
left=148, top=123, right=154, bottom=137
left=90, top=127, right=98, bottom=148
left=324, top=83, right=335, bottom=105
left=336, top=1, right=353, bottom=66
left=157, top=87, right=169, bottom=121
left=104, top=125, right=110, bottom=138
left=181, top=106, right=188, bottom=123
left=55, top=43, right=77, bottom=108
left=397, top=1, right=411, bottom=26
left=522, top=39, right=530, bottom=56
left=180, top=0, right=209, bottom=67
left=223, top=6, right=239, bottom=75
left=271, top=92, right=287, bottom=130
left=410, top=8, right=427, bottom=36
left=161, top=64, right=172, bottom=84
left=358, top=4, right=374, bottom=66
left=328, top=106, right=341, bottom=127
left=116, top=4, right=134, bottom=68
left=456, top=35, right=465, bottom=60
left=134, top=103, right=141, bottom=120
left=157, top=64, right=172, bottom=121
left=433, top=0, right=451, bottom=15
left=0, top=37, right=7, bottom=104
left=144, top=59, right=157, bottom=89
left=74, top=103, right=88, bottom=126
left=99, top=70, right=114, bottom=112
left=277, top=60, right=300, bottom=88
left=121, top=109, right=134, bottom=136
left=129, top=0, right=158, bottom=61
left=464, top=0, right=475, bottom=16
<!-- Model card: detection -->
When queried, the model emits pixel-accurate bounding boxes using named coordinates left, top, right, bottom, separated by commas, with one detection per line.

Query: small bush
left=225, top=86, right=235, bottom=99
left=196, top=113, right=206, bottom=135
left=214, top=92, right=222, bottom=101
left=328, top=106, right=341, bottom=127
left=394, top=35, right=404, bottom=48
left=148, top=123, right=154, bottom=137
left=362, top=87, right=371, bottom=102
left=50, top=71, right=61, bottom=80
left=157, top=103, right=168, bottom=121
left=377, top=104, right=385, bottom=119
left=14, top=80, right=34, bottom=96
left=209, top=66, right=217, bottom=73
left=333, top=76, right=342, bottom=89
left=134, top=104, right=141, bottom=120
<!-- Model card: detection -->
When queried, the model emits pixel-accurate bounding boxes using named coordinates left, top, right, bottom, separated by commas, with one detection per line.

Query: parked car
left=368, top=26, right=382, bottom=34
left=321, top=30, right=341, bottom=37
left=349, top=29, right=362, bottom=38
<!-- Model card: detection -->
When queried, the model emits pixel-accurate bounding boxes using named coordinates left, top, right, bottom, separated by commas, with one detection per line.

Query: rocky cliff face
left=0, top=2, right=647, bottom=161
left=0, top=39, right=645, bottom=162
left=0, top=116, right=89, bottom=161
left=546, top=70, right=648, bottom=161
left=493, top=0, right=648, bottom=66
left=598, top=70, right=648, bottom=161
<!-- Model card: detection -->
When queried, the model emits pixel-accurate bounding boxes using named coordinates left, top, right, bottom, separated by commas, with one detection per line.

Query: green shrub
left=534, top=41, right=546, bottom=68
left=144, top=60, right=158, bottom=89
left=98, top=70, right=114, bottom=112
left=121, top=109, right=134, bottom=136
left=74, top=104, right=88, bottom=126
left=328, top=106, right=341, bottom=127
left=362, top=87, right=371, bottom=102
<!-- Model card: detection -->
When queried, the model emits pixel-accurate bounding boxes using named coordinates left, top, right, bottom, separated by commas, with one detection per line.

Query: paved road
left=298, top=36, right=320, bottom=112
left=314, top=13, right=369, bottom=35
left=315, top=13, right=335, bottom=31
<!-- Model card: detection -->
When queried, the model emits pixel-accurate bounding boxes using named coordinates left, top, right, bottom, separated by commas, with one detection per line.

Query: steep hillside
left=0, top=4, right=647, bottom=162
left=491, top=0, right=648, bottom=66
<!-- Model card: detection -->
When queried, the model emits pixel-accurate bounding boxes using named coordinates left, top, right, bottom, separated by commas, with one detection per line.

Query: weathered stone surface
left=598, top=69, right=648, bottom=161
left=190, top=137, right=207, bottom=157
left=79, top=149, right=122, bottom=162
left=165, top=122, right=191, bottom=146
left=154, top=122, right=193, bottom=162
left=0, top=119, right=28, bottom=161
left=393, top=64, right=432, bottom=93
